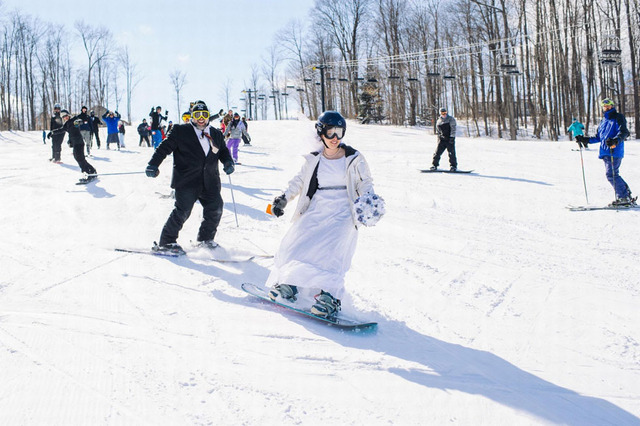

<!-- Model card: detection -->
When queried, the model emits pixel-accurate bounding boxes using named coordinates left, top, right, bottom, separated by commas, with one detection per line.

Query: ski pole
left=228, top=174, right=239, bottom=227
left=578, top=145, right=589, bottom=204
left=86, top=171, right=146, bottom=177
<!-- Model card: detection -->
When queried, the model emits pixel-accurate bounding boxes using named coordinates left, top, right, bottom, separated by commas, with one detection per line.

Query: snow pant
left=151, top=130, right=163, bottom=149
left=73, top=143, right=96, bottom=175
left=81, top=130, right=92, bottom=156
left=139, top=134, right=151, bottom=147
left=603, top=156, right=631, bottom=199
left=432, top=137, right=457, bottom=168
left=51, top=135, right=64, bottom=161
left=106, top=133, right=120, bottom=150
left=159, top=183, right=224, bottom=246
left=92, top=129, right=101, bottom=148
left=226, top=138, right=241, bottom=162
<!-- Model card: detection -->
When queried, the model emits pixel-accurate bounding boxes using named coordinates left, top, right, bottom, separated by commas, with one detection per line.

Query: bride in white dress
left=266, top=111, right=380, bottom=318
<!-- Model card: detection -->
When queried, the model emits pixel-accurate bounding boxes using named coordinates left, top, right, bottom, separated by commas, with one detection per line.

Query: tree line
left=266, top=0, right=638, bottom=140
left=0, top=9, right=138, bottom=131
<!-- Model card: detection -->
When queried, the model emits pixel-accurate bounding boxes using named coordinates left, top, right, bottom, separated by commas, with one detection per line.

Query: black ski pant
left=432, top=137, right=457, bottom=168
left=73, top=143, right=97, bottom=175
left=92, top=130, right=101, bottom=148
left=159, top=183, right=224, bottom=246
left=51, top=135, right=64, bottom=161
left=139, top=135, right=151, bottom=147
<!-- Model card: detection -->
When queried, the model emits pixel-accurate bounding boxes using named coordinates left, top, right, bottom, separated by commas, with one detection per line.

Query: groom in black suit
left=146, top=101, right=235, bottom=254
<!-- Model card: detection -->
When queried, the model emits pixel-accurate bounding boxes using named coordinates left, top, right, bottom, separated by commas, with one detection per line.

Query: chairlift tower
left=600, top=33, right=622, bottom=100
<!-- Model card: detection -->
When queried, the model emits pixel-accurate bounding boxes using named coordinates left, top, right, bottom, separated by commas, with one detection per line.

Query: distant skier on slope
left=224, top=112, right=250, bottom=164
left=47, top=103, right=65, bottom=163
left=54, top=109, right=97, bottom=181
left=429, top=107, right=458, bottom=171
left=266, top=110, right=385, bottom=319
left=567, top=118, right=586, bottom=147
left=575, top=98, right=635, bottom=207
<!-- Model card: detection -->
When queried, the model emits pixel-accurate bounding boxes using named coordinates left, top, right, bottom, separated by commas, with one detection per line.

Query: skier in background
left=52, top=109, right=97, bottom=182
left=241, top=116, right=251, bottom=146
left=102, top=110, right=122, bottom=150
left=266, top=111, right=383, bottom=319
left=575, top=98, right=634, bottom=206
left=430, top=107, right=458, bottom=171
left=47, top=103, right=65, bottom=163
left=89, top=110, right=102, bottom=149
left=77, top=106, right=93, bottom=156
left=567, top=118, right=586, bottom=148
left=118, top=121, right=126, bottom=148
left=145, top=100, right=235, bottom=254
left=138, top=119, right=151, bottom=147
left=225, top=112, right=250, bottom=164
left=149, top=106, right=168, bottom=149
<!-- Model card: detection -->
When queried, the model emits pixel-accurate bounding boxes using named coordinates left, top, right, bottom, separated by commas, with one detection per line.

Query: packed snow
left=1, top=118, right=639, bottom=425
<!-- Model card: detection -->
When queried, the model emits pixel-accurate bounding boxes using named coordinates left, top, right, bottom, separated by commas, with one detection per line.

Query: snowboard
left=567, top=204, right=640, bottom=212
left=420, top=169, right=473, bottom=174
left=241, top=283, right=377, bottom=331
left=76, top=177, right=98, bottom=185
left=114, top=247, right=272, bottom=263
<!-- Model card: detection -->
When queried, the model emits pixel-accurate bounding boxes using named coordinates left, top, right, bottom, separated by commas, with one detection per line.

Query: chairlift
left=303, top=78, right=312, bottom=82
left=426, top=72, right=441, bottom=78
left=339, top=78, right=349, bottom=82
left=388, top=75, right=401, bottom=80
left=443, top=75, right=456, bottom=80
left=296, top=88, right=305, bottom=92
left=315, top=82, right=322, bottom=86
left=355, top=77, right=365, bottom=81
left=367, top=78, right=378, bottom=83
left=286, top=85, right=295, bottom=88
left=407, top=77, right=419, bottom=82
left=601, top=49, right=622, bottom=55
left=500, top=63, right=517, bottom=70
left=601, top=58, right=621, bottom=66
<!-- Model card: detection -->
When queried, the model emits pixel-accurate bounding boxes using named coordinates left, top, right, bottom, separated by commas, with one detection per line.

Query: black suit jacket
left=148, top=123, right=233, bottom=191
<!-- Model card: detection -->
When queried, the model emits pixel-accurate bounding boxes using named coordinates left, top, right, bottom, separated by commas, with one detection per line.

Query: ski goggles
left=192, top=111, right=210, bottom=120
left=322, top=126, right=345, bottom=140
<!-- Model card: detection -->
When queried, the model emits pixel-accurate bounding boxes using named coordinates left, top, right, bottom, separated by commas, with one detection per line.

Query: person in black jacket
left=145, top=101, right=235, bottom=254
left=51, top=110, right=97, bottom=180
left=137, top=119, right=151, bottom=147
left=89, top=110, right=102, bottom=149
left=77, top=106, right=93, bottom=156
left=149, top=106, right=168, bottom=148
left=47, top=103, right=65, bottom=162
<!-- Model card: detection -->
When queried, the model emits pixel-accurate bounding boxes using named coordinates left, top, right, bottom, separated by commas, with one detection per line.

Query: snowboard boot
left=268, top=284, right=298, bottom=302
left=429, top=165, right=437, bottom=171
left=450, top=166, right=457, bottom=172
left=310, top=290, right=341, bottom=319
left=153, top=241, right=186, bottom=255
left=196, top=240, right=218, bottom=250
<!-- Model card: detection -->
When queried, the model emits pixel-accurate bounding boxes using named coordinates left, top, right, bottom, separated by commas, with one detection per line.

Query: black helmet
left=315, top=110, right=346, bottom=139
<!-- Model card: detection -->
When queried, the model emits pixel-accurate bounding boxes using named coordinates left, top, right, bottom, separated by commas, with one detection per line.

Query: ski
left=241, top=282, right=377, bottom=331
left=567, top=204, right=640, bottom=212
left=420, top=169, right=474, bottom=174
left=114, top=248, right=271, bottom=263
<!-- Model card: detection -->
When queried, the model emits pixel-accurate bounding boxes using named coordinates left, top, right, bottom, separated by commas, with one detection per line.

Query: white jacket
left=283, top=144, right=374, bottom=227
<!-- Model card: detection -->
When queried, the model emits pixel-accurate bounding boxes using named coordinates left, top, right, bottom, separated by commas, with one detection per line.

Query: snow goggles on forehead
left=323, top=126, right=345, bottom=140
left=192, top=111, right=209, bottom=120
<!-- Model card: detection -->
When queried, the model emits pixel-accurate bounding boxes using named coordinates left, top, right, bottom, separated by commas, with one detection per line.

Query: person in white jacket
left=266, top=111, right=380, bottom=319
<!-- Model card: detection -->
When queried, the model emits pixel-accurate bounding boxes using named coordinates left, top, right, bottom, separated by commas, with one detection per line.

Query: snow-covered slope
left=1, top=120, right=639, bottom=425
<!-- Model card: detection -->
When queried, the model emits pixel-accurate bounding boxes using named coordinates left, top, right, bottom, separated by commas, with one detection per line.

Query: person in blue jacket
left=102, top=110, right=122, bottom=150
left=567, top=118, right=586, bottom=147
left=576, top=98, right=634, bottom=206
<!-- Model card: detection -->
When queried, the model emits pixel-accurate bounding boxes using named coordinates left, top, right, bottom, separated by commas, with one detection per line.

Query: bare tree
left=220, top=77, right=233, bottom=111
left=75, top=21, right=111, bottom=108
left=119, top=46, right=141, bottom=123
left=169, top=69, right=187, bottom=121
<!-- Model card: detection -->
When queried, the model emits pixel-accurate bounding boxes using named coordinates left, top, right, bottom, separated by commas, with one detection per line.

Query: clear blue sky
left=0, top=0, right=315, bottom=121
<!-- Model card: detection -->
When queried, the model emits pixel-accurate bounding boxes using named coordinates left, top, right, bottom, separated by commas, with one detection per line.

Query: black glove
left=575, top=135, right=588, bottom=148
left=114, top=111, right=119, bottom=115
left=272, top=195, right=287, bottom=217
left=145, top=164, right=159, bottom=178
left=165, top=110, right=168, bottom=116
left=223, top=160, right=234, bottom=175
left=606, top=137, right=617, bottom=147
left=47, top=132, right=52, bottom=139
